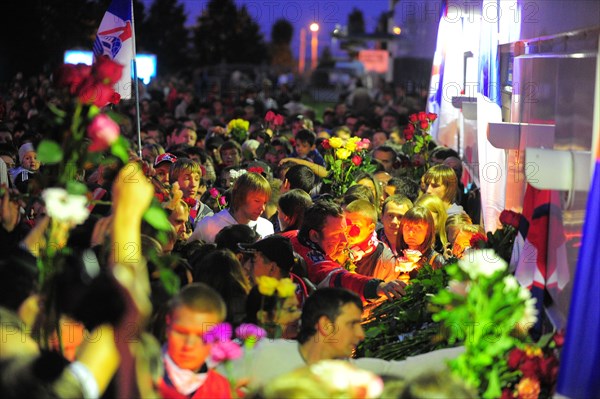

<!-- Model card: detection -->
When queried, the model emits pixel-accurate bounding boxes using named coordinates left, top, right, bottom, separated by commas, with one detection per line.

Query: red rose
left=500, top=388, right=515, bottom=399
left=500, top=210, right=522, bottom=229
left=322, top=139, right=331, bottom=150
left=273, top=114, right=285, bottom=126
left=469, top=232, right=488, bottom=248
left=417, top=111, right=427, bottom=121
left=351, top=155, right=362, bottom=166
left=419, top=120, right=429, bottom=130
left=93, top=56, right=124, bottom=85
left=406, top=123, right=415, bottom=133
left=539, top=356, right=559, bottom=383
left=508, top=348, right=525, bottom=369
left=55, top=64, right=92, bottom=94
left=520, top=357, right=540, bottom=378
left=209, top=188, right=219, bottom=198
left=87, top=114, right=120, bottom=152
left=264, top=110, right=275, bottom=122
left=183, top=197, right=197, bottom=207
left=404, top=129, right=414, bottom=140
left=248, top=166, right=264, bottom=175
left=553, top=331, right=564, bottom=347
left=78, top=78, right=118, bottom=107
left=427, top=112, right=438, bottom=122
left=408, top=113, right=418, bottom=123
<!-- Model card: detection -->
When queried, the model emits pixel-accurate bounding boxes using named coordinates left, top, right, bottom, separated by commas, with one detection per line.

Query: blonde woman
left=415, top=194, right=449, bottom=255
left=420, top=164, right=465, bottom=216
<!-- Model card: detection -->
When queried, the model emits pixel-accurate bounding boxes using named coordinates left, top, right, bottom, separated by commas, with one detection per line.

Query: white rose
left=42, top=188, right=90, bottom=225
left=458, top=249, right=507, bottom=279
left=502, top=275, right=519, bottom=294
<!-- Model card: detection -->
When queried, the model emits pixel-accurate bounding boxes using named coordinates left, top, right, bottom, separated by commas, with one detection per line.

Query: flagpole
left=130, top=0, right=142, bottom=158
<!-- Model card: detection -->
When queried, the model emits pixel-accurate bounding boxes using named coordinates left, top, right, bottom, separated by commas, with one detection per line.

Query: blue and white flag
left=93, top=0, right=133, bottom=99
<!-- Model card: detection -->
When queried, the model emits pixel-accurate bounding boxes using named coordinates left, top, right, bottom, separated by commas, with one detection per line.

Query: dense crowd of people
left=0, top=68, right=483, bottom=398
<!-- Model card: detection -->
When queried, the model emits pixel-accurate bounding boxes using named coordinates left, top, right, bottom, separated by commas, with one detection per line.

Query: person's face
left=294, top=140, right=312, bottom=158
left=373, top=150, right=395, bottom=172
left=155, top=163, right=171, bottom=184
left=345, top=117, right=358, bottom=132
left=179, top=128, right=197, bottom=147
left=265, top=145, right=287, bottom=166
left=146, top=129, right=161, bottom=144
left=382, top=202, right=410, bottom=243
left=168, top=203, right=189, bottom=238
left=21, top=151, right=40, bottom=171
left=311, top=215, right=348, bottom=261
left=345, top=212, right=375, bottom=247
left=372, top=132, right=387, bottom=148
left=177, top=170, right=201, bottom=198
left=381, top=116, right=397, bottom=132
left=220, top=148, right=241, bottom=167
left=238, top=191, right=269, bottom=221
left=402, top=221, right=428, bottom=250
left=273, top=295, right=301, bottom=339
left=453, top=230, right=474, bottom=258
left=423, top=180, right=447, bottom=202
left=325, top=303, right=365, bottom=359
left=166, top=306, right=221, bottom=371
left=251, top=251, right=278, bottom=279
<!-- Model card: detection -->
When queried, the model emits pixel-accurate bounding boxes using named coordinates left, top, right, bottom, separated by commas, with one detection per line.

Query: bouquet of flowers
left=321, top=136, right=376, bottom=197
left=209, top=187, right=228, bottom=210
left=356, top=264, right=449, bottom=360
left=264, top=110, right=285, bottom=135
left=431, top=249, right=538, bottom=398
left=227, top=118, right=250, bottom=144
left=401, top=112, right=437, bottom=180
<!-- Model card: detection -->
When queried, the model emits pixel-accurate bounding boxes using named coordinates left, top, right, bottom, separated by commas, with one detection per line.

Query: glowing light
left=310, top=23, right=319, bottom=32
left=392, top=26, right=401, bottom=35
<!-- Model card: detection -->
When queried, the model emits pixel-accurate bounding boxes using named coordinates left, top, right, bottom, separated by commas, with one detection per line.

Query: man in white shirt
left=189, top=171, right=274, bottom=243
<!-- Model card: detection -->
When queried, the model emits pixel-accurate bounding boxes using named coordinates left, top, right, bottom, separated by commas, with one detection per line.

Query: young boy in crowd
left=290, top=129, right=325, bottom=166
left=170, top=158, right=213, bottom=229
left=10, top=142, right=40, bottom=188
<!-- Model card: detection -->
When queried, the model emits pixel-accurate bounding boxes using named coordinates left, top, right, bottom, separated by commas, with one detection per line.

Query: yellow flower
left=336, top=148, right=352, bottom=160
left=345, top=140, right=357, bottom=152
left=227, top=119, right=249, bottom=132
left=329, top=137, right=344, bottom=149
left=525, top=346, right=543, bottom=357
left=256, top=276, right=279, bottom=296
left=348, top=136, right=361, bottom=143
left=276, top=278, right=297, bottom=298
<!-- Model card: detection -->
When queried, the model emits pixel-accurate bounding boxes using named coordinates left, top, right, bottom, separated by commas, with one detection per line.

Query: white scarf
left=164, top=352, right=208, bottom=395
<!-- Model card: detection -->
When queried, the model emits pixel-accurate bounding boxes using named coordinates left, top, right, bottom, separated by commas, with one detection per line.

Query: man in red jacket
left=159, top=283, right=232, bottom=399
left=288, top=200, right=406, bottom=302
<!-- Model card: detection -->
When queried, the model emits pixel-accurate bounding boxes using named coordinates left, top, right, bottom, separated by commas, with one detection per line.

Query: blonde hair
left=169, top=158, right=201, bottom=185
left=231, top=172, right=271, bottom=212
left=345, top=199, right=378, bottom=224
left=415, top=194, right=448, bottom=248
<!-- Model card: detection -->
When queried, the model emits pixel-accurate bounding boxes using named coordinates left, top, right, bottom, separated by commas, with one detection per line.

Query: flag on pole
left=556, top=157, right=600, bottom=398
left=93, top=0, right=133, bottom=99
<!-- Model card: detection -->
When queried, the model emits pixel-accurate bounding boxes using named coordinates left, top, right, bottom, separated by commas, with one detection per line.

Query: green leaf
left=37, top=140, right=64, bottom=164
left=47, top=103, right=67, bottom=119
left=110, top=136, right=129, bottom=163
left=87, top=105, right=101, bottom=119
left=143, top=206, right=172, bottom=231
left=159, top=268, right=180, bottom=296
left=66, top=181, right=89, bottom=196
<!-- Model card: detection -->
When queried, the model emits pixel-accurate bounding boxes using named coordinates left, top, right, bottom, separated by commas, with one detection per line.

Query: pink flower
left=265, top=110, right=276, bottom=122
left=210, top=340, right=243, bottom=364
left=356, top=138, right=370, bottom=151
left=219, top=196, right=227, bottom=206
left=209, top=187, right=220, bottom=198
left=203, top=323, right=232, bottom=344
left=235, top=323, right=267, bottom=342
left=321, top=139, right=331, bottom=150
left=87, top=114, right=120, bottom=152
left=351, top=155, right=362, bottom=166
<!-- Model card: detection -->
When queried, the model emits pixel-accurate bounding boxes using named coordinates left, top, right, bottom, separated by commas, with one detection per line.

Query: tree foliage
left=144, top=0, right=190, bottom=74
left=193, top=0, right=267, bottom=66
left=270, top=19, right=294, bottom=71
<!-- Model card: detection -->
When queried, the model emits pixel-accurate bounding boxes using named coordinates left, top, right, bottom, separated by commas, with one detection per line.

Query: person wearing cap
left=239, top=235, right=309, bottom=303
left=154, top=152, right=177, bottom=185
left=190, top=172, right=274, bottom=244
left=10, top=142, right=40, bottom=186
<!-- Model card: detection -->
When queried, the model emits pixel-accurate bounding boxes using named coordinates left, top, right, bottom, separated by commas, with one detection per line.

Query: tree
left=348, top=8, right=366, bottom=35
left=193, top=0, right=267, bottom=66
left=270, top=19, right=294, bottom=71
left=144, top=0, right=189, bottom=74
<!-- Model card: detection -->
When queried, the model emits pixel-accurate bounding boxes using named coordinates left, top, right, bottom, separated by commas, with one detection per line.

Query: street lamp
left=309, top=22, right=319, bottom=70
